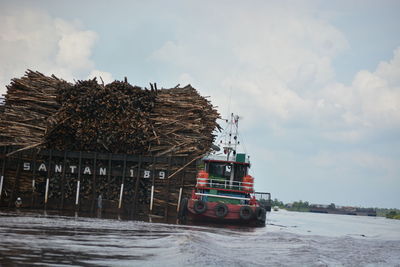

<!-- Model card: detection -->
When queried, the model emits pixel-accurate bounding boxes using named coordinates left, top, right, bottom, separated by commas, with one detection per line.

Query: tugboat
left=178, top=114, right=271, bottom=227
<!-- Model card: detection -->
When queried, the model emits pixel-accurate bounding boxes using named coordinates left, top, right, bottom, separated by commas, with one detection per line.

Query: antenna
left=221, top=113, right=240, bottom=161
left=226, top=87, right=232, bottom=123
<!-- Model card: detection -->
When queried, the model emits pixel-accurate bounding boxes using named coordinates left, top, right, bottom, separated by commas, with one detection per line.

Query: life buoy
left=241, top=175, right=254, bottom=192
left=196, top=170, right=209, bottom=188
left=255, top=207, right=266, bottom=222
left=239, top=206, right=254, bottom=220
left=178, top=198, right=188, bottom=220
left=215, top=203, right=228, bottom=218
left=193, top=200, right=207, bottom=214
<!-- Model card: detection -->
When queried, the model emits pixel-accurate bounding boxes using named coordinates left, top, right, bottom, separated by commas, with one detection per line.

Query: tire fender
left=239, top=205, right=254, bottom=220
left=215, top=203, right=229, bottom=218
left=255, top=207, right=266, bottom=222
left=193, top=200, right=207, bottom=214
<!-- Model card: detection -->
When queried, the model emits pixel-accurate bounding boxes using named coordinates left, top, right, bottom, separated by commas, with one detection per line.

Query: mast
left=222, top=113, right=240, bottom=161
left=219, top=113, right=240, bottom=185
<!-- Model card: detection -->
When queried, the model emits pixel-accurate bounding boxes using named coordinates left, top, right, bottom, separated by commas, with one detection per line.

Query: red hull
left=184, top=199, right=265, bottom=227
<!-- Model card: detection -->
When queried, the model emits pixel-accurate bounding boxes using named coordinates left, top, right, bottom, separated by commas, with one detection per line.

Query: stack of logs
left=0, top=70, right=220, bottom=157
left=0, top=71, right=69, bottom=148
left=45, top=79, right=158, bottom=154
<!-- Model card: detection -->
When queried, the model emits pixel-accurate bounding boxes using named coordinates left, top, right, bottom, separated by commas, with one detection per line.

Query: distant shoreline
left=271, top=199, right=400, bottom=219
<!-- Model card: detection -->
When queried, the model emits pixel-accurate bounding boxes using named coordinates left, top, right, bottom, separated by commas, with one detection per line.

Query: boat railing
left=196, top=178, right=253, bottom=192
left=254, top=192, right=272, bottom=210
left=202, top=154, right=250, bottom=163
left=254, top=192, right=271, bottom=201
left=194, top=192, right=251, bottom=201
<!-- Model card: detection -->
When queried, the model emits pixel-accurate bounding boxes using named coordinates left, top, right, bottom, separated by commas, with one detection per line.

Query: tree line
left=271, top=198, right=400, bottom=218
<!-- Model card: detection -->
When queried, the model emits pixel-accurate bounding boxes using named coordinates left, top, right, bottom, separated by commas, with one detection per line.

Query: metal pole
left=31, top=150, right=37, bottom=207
left=44, top=150, right=52, bottom=207
left=75, top=180, right=80, bottom=205
left=150, top=185, right=154, bottom=212
left=149, top=157, right=155, bottom=212
left=177, top=187, right=183, bottom=212
left=44, top=178, right=50, bottom=204
left=75, top=151, right=82, bottom=208
left=118, top=155, right=127, bottom=209
left=0, top=148, right=5, bottom=202
left=177, top=157, right=186, bottom=212
left=31, top=150, right=36, bottom=192
left=0, top=175, right=4, bottom=202
left=118, top=183, right=124, bottom=209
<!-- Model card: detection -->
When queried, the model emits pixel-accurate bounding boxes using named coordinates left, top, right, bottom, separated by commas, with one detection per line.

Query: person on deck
left=15, top=197, right=22, bottom=208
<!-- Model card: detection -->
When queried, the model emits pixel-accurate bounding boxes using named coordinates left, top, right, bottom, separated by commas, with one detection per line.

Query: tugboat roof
left=203, top=155, right=250, bottom=166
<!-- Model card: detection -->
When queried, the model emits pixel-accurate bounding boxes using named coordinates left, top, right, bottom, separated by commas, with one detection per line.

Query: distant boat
left=309, top=205, right=376, bottom=216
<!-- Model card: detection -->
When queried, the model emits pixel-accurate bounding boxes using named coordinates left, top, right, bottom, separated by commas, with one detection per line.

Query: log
left=0, top=70, right=220, bottom=158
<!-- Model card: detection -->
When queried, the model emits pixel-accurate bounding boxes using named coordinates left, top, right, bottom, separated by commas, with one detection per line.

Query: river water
left=0, top=209, right=399, bottom=266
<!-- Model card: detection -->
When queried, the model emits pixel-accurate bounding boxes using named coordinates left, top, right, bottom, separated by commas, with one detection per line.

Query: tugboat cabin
left=195, top=153, right=254, bottom=205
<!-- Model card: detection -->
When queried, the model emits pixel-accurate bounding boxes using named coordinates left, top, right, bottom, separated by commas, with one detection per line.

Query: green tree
left=290, top=200, right=310, bottom=212
left=271, top=198, right=284, bottom=208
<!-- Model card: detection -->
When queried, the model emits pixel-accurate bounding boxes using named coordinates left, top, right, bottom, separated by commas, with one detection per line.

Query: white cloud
left=0, top=7, right=111, bottom=95
left=149, top=1, right=348, bottom=129
left=55, top=19, right=97, bottom=72
left=149, top=2, right=400, bottom=143
left=318, top=46, right=400, bottom=137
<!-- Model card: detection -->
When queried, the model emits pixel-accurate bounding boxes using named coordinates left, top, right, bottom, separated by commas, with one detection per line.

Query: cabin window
left=208, top=162, right=232, bottom=179
left=234, top=165, right=247, bottom=180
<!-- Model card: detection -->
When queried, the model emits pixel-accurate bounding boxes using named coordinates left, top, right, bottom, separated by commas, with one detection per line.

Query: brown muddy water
left=0, top=209, right=399, bottom=266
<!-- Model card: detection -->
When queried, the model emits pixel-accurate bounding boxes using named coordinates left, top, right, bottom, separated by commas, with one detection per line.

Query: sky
left=0, top=0, right=399, bottom=208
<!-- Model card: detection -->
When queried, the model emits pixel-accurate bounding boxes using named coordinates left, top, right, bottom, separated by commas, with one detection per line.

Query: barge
left=0, top=147, right=197, bottom=221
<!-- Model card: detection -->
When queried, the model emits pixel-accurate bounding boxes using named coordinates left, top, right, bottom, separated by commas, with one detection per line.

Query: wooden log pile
left=0, top=71, right=69, bottom=149
left=149, top=87, right=220, bottom=157
left=45, top=79, right=158, bottom=154
left=0, top=70, right=220, bottom=157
